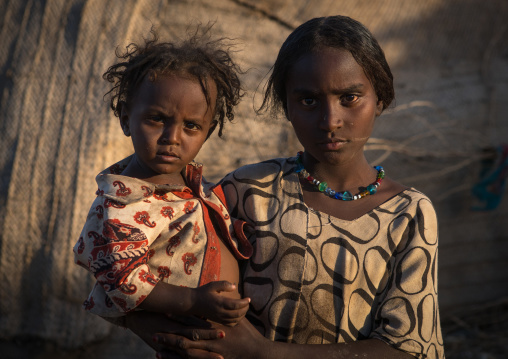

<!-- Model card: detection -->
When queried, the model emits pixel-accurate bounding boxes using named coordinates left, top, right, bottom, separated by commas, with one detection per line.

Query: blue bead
left=367, top=184, right=377, bottom=194
left=334, top=192, right=343, bottom=200
left=342, top=191, right=353, bottom=201
left=295, top=163, right=304, bottom=173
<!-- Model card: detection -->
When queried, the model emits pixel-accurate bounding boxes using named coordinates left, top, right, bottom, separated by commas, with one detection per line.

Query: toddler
left=73, top=27, right=252, bottom=327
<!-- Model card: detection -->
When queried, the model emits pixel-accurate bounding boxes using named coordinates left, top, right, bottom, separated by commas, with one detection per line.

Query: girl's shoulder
left=376, top=185, right=436, bottom=219
left=378, top=177, right=433, bottom=206
left=221, top=157, right=296, bottom=183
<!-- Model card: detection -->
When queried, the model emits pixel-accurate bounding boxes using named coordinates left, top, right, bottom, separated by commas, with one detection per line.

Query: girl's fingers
left=166, top=314, right=212, bottom=328
left=157, top=349, right=223, bottom=359
left=154, top=329, right=224, bottom=346
left=223, top=308, right=249, bottom=320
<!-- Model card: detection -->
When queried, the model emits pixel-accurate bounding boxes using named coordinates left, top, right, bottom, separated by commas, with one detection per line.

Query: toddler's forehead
left=147, top=70, right=217, bottom=92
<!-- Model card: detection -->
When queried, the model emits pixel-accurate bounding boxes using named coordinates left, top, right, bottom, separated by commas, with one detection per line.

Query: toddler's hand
left=191, top=281, right=250, bottom=326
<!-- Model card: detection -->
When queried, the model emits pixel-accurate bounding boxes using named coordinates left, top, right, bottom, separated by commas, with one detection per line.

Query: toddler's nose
left=160, top=124, right=181, bottom=145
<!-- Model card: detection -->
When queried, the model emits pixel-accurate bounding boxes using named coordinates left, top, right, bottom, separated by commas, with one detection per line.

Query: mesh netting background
left=1, top=0, right=507, bottom=357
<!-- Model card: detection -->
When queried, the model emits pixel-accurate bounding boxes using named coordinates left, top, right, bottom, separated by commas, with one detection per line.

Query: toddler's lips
left=156, top=152, right=180, bottom=162
left=158, top=149, right=179, bottom=156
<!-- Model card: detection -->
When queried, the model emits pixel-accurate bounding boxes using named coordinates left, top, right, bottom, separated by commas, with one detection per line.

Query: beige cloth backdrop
left=1, top=0, right=507, bottom=350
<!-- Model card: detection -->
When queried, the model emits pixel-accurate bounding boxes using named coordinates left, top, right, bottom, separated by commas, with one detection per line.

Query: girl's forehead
left=288, top=48, right=358, bottom=75
left=285, top=47, right=373, bottom=93
left=302, top=46, right=350, bottom=61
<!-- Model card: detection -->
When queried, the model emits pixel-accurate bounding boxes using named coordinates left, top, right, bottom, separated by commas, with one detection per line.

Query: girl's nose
left=319, top=103, right=343, bottom=131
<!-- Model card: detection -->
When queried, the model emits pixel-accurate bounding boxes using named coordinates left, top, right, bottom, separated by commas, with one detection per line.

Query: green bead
left=318, top=182, right=327, bottom=192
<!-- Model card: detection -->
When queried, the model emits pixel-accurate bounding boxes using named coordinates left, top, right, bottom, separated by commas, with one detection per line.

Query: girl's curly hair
left=103, top=25, right=243, bottom=137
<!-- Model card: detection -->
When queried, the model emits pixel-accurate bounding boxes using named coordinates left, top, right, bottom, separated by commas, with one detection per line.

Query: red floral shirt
left=74, top=156, right=252, bottom=317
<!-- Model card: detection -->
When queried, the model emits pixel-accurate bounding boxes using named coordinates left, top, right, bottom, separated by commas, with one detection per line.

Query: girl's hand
left=124, top=311, right=212, bottom=351
left=154, top=318, right=267, bottom=359
left=191, top=281, right=250, bottom=326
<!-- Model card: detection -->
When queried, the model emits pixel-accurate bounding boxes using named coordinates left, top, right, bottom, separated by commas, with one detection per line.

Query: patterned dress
left=74, top=156, right=252, bottom=318
left=220, top=156, right=445, bottom=359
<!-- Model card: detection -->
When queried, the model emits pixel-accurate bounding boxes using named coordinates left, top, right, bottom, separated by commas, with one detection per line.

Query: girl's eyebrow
left=290, top=87, right=319, bottom=95
left=291, top=83, right=365, bottom=95
left=329, top=83, right=366, bottom=95
left=336, top=83, right=365, bottom=93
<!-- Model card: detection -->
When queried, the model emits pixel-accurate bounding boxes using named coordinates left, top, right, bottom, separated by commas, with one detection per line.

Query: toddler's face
left=121, top=74, right=216, bottom=181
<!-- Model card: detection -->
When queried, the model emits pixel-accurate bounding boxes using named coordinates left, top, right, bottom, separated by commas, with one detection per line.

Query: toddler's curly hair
left=103, top=25, right=243, bottom=137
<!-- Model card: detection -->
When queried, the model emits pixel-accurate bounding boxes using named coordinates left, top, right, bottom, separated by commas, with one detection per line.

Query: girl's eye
left=301, top=98, right=316, bottom=106
left=342, top=94, right=359, bottom=104
left=148, top=115, right=164, bottom=123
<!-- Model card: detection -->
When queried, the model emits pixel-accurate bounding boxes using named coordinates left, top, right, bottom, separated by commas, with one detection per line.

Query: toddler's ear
left=118, top=101, right=131, bottom=136
left=206, top=120, right=218, bottom=140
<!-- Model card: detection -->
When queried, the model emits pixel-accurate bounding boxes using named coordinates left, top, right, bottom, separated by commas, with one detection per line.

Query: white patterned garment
left=220, top=156, right=445, bottom=359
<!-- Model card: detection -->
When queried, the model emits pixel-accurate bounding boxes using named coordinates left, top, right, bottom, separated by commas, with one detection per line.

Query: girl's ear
left=283, top=105, right=289, bottom=121
left=375, top=99, right=383, bottom=116
left=119, top=101, right=131, bottom=136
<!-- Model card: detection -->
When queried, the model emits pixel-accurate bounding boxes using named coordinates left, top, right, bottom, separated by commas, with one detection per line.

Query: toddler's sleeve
left=73, top=195, right=162, bottom=314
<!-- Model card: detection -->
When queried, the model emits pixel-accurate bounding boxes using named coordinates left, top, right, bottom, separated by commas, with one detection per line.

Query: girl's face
left=120, top=74, right=216, bottom=182
left=285, top=47, right=383, bottom=167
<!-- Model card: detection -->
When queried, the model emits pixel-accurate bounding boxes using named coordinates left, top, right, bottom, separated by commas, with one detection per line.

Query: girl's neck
left=301, top=152, right=377, bottom=193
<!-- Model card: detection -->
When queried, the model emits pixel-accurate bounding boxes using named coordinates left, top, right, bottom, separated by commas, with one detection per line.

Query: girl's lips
left=320, top=141, right=347, bottom=151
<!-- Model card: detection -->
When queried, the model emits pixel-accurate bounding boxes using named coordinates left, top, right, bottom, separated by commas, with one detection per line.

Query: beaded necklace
left=294, top=151, right=385, bottom=201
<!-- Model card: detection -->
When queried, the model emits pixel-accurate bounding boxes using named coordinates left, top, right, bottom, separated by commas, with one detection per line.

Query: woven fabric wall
left=0, top=0, right=507, bottom=350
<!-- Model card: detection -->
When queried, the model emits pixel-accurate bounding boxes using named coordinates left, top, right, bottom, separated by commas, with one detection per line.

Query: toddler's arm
left=139, top=280, right=250, bottom=326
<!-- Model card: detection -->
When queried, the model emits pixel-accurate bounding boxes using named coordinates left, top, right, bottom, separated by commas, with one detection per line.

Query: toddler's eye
left=184, top=122, right=200, bottom=130
left=301, top=98, right=316, bottom=106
